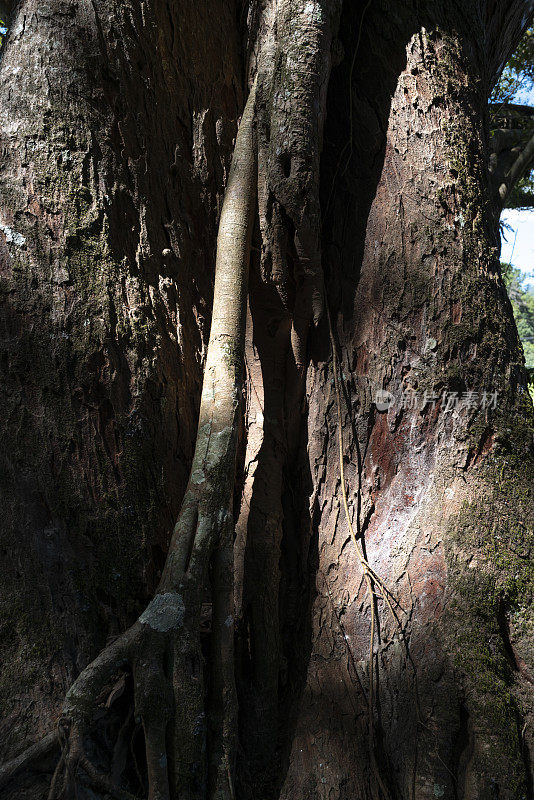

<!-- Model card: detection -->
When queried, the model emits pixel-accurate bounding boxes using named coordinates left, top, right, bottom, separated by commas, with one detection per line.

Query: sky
left=501, top=209, right=534, bottom=289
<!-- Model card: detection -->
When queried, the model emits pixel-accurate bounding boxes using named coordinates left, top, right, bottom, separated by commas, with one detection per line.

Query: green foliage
left=502, top=261, right=534, bottom=399
left=504, top=173, right=534, bottom=209
left=491, top=27, right=534, bottom=105
left=507, top=27, right=534, bottom=85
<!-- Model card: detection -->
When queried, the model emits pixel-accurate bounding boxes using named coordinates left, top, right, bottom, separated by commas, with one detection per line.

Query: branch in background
left=499, top=128, right=534, bottom=204
left=489, top=128, right=530, bottom=197
left=491, top=127, right=525, bottom=155
left=506, top=187, right=534, bottom=207
left=489, top=102, right=534, bottom=119
left=0, top=731, right=60, bottom=790
left=488, top=105, right=534, bottom=208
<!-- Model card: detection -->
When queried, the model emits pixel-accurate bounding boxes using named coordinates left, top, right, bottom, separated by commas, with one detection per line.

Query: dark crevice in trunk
left=498, top=597, right=522, bottom=673
left=452, top=702, right=473, bottom=800
left=275, top=438, right=319, bottom=800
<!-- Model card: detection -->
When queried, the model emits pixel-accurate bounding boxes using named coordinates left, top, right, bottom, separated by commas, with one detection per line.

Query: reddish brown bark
left=0, top=1, right=533, bottom=799
left=270, top=5, right=534, bottom=799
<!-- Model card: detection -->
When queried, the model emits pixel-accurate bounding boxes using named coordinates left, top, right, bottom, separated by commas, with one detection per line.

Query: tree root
left=0, top=78, right=257, bottom=800
left=49, top=721, right=141, bottom=800
left=0, top=730, right=60, bottom=790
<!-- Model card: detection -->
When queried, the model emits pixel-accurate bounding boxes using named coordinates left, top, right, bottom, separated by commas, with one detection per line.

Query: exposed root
left=50, top=722, right=140, bottom=800
left=47, top=746, right=65, bottom=800
left=0, top=730, right=60, bottom=790
left=0, top=78, right=258, bottom=800
left=38, top=499, right=240, bottom=798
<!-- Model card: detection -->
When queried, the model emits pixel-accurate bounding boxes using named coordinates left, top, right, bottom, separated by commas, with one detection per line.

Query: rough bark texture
left=1, top=0, right=534, bottom=799
left=275, top=4, right=534, bottom=799
left=238, top=2, right=534, bottom=799
left=0, top=0, right=243, bottom=792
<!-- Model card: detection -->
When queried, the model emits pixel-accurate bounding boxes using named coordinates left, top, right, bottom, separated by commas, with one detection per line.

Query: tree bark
left=274, top=4, right=534, bottom=799
left=0, top=0, right=243, bottom=794
left=0, top=1, right=533, bottom=800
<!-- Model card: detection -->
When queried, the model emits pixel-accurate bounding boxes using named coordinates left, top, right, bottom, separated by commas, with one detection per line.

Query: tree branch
left=489, top=102, right=534, bottom=119
left=506, top=188, right=534, bottom=207
left=490, top=127, right=525, bottom=155
left=499, top=127, right=534, bottom=204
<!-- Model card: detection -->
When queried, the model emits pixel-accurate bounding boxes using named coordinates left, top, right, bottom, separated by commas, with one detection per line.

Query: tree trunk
left=268, top=5, right=534, bottom=799
left=1, top=1, right=533, bottom=800
left=0, top=0, right=243, bottom=792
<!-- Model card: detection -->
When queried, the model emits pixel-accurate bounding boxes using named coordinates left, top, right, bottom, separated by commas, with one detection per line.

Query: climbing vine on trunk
left=0, top=2, right=534, bottom=800
left=0, top=78, right=257, bottom=800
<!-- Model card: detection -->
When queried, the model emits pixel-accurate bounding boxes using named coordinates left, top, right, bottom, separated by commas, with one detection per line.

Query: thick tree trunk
left=0, top=0, right=243, bottom=791
left=0, top=1, right=533, bottom=799
left=271, top=5, right=534, bottom=799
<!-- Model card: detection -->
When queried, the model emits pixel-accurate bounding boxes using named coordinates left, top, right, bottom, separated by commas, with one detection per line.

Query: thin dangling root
left=326, top=300, right=402, bottom=800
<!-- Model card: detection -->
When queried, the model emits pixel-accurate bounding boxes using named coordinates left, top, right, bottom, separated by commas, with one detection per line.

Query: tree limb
left=506, top=188, right=534, bottom=207
left=499, top=127, right=534, bottom=204
left=491, top=127, right=527, bottom=155
left=489, top=102, right=534, bottom=119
